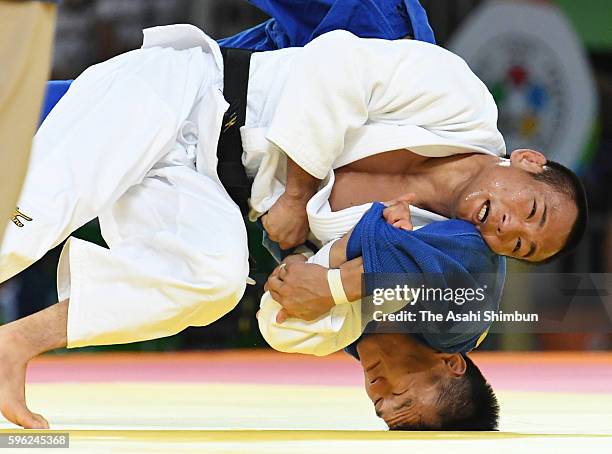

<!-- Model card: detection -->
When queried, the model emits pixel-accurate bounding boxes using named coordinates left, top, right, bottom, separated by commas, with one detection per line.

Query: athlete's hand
left=281, top=254, right=310, bottom=267
left=262, top=193, right=310, bottom=249
left=264, top=254, right=308, bottom=296
left=383, top=193, right=416, bottom=231
left=264, top=262, right=334, bottom=323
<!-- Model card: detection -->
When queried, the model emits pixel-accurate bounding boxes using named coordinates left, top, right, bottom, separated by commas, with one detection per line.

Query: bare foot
left=0, top=329, right=49, bottom=429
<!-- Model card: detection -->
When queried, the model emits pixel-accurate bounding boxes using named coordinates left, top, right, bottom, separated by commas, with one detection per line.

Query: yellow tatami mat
left=0, top=351, right=610, bottom=453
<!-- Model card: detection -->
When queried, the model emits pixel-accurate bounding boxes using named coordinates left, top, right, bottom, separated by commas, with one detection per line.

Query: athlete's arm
left=261, top=157, right=320, bottom=249
left=266, top=195, right=414, bottom=321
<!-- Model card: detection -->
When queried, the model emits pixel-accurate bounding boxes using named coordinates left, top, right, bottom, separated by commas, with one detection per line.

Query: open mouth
left=477, top=200, right=490, bottom=223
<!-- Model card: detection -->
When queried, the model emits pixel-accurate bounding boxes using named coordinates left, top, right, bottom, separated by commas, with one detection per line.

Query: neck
left=415, top=154, right=497, bottom=218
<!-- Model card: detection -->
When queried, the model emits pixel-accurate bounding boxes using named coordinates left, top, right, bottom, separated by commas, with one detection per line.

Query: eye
left=527, top=199, right=537, bottom=220
left=513, top=237, right=522, bottom=253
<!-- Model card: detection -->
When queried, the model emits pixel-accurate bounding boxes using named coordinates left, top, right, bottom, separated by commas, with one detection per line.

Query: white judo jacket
left=141, top=24, right=505, bottom=241
left=243, top=29, right=505, bottom=220
left=242, top=30, right=507, bottom=355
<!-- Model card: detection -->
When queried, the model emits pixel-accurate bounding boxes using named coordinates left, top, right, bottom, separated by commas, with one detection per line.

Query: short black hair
left=530, top=159, right=588, bottom=261
left=391, top=355, right=499, bottom=431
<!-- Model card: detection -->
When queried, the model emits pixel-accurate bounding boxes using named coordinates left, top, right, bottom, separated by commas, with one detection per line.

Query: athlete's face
left=357, top=334, right=466, bottom=429
left=454, top=149, right=577, bottom=262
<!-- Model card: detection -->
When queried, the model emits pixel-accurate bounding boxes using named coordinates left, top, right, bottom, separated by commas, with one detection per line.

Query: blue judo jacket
left=39, top=0, right=435, bottom=122
left=344, top=203, right=506, bottom=356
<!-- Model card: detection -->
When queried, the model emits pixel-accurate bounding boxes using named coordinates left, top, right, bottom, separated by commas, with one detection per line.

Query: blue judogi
left=39, top=0, right=434, bottom=123
left=39, top=80, right=73, bottom=124
left=218, top=0, right=435, bottom=50
left=344, top=203, right=506, bottom=356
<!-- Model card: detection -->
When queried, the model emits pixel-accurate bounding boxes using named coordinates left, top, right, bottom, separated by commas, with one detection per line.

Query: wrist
left=327, top=269, right=350, bottom=305
left=329, top=236, right=348, bottom=268
left=282, top=187, right=314, bottom=203
left=284, top=157, right=321, bottom=202
left=339, top=258, right=363, bottom=302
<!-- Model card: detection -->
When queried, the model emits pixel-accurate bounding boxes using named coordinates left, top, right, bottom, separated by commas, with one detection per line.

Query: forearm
left=339, top=257, right=363, bottom=302
left=329, top=229, right=352, bottom=267
left=262, top=157, right=321, bottom=249
left=327, top=229, right=363, bottom=302
left=284, top=157, right=321, bottom=202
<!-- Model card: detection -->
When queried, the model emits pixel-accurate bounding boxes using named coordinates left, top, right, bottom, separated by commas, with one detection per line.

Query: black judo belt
left=217, top=47, right=255, bottom=216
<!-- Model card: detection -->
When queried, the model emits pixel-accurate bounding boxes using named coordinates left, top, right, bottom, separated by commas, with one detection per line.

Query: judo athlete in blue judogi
left=259, top=202, right=505, bottom=430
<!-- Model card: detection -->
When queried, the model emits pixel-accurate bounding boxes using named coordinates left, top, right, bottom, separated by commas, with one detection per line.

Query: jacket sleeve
left=257, top=290, right=363, bottom=356
left=257, top=238, right=364, bottom=356
left=265, top=30, right=504, bottom=178
left=265, top=30, right=371, bottom=178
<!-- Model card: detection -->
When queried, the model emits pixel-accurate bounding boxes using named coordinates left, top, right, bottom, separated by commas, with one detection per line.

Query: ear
left=509, top=149, right=547, bottom=174
left=439, top=353, right=467, bottom=377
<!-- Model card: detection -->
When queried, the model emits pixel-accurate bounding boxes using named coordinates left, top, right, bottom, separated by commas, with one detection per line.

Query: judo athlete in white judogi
left=0, top=24, right=582, bottom=429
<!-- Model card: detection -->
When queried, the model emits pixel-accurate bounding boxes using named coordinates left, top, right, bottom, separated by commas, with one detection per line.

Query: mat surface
left=0, top=350, right=610, bottom=453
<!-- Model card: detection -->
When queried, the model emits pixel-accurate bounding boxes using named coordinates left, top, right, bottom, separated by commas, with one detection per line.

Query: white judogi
left=244, top=29, right=505, bottom=227
left=0, top=25, right=504, bottom=349
left=1, top=25, right=249, bottom=347
left=258, top=239, right=367, bottom=357
left=248, top=31, right=506, bottom=355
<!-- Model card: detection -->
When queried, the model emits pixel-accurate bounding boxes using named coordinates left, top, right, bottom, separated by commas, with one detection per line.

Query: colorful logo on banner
left=449, top=1, right=596, bottom=171
left=473, top=34, right=564, bottom=157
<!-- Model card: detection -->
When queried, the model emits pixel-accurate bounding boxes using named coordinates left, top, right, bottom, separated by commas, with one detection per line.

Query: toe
left=31, top=413, right=50, bottom=430
left=18, top=411, right=49, bottom=429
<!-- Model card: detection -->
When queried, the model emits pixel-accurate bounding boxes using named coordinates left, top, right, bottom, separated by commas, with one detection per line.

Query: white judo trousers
left=0, top=45, right=249, bottom=348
